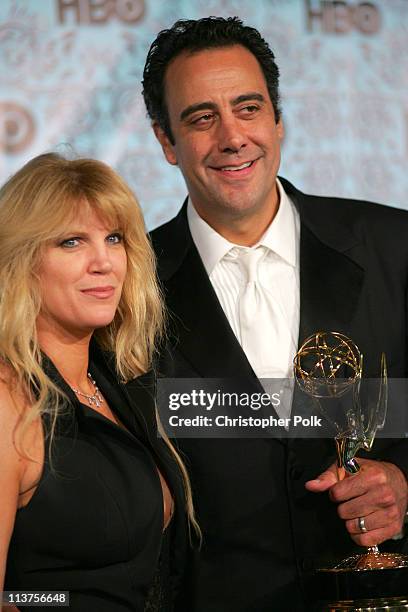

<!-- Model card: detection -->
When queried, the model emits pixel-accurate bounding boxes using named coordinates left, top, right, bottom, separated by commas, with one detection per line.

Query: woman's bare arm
left=0, top=380, right=26, bottom=612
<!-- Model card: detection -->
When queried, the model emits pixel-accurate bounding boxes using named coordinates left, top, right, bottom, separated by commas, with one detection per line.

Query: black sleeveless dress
left=5, top=343, right=188, bottom=611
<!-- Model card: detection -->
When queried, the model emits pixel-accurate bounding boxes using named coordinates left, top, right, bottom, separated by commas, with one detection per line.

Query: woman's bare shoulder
left=0, top=362, right=39, bottom=465
left=0, top=363, right=28, bottom=424
left=0, top=363, right=43, bottom=493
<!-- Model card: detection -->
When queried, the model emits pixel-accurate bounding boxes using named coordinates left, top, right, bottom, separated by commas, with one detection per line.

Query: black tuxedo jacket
left=150, top=178, right=408, bottom=611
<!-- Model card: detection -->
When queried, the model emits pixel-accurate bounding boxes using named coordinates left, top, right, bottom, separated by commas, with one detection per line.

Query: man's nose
left=217, top=116, right=247, bottom=154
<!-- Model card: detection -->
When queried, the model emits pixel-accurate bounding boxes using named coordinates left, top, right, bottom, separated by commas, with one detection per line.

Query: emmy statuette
left=294, top=331, right=408, bottom=611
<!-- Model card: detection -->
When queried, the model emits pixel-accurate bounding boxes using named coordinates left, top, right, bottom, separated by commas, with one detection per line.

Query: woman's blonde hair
left=0, top=152, right=199, bottom=535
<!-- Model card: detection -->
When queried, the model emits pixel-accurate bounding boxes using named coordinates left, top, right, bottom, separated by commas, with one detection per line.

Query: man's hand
left=305, top=458, right=408, bottom=546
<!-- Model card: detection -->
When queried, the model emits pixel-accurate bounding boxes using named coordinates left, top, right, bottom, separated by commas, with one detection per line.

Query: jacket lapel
left=280, top=179, right=365, bottom=348
left=167, top=247, right=260, bottom=381
left=280, top=180, right=365, bottom=465
left=89, top=343, right=158, bottom=442
left=154, top=202, right=259, bottom=383
left=298, top=222, right=364, bottom=346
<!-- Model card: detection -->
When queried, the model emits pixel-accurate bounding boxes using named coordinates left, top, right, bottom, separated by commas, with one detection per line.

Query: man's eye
left=192, top=113, right=214, bottom=125
left=60, top=237, right=80, bottom=248
left=241, top=105, right=259, bottom=115
left=106, top=233, right=123, bottom=244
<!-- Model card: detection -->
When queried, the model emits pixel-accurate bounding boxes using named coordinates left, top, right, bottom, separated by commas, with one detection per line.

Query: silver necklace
left=71, top=373, right=104, bottom=408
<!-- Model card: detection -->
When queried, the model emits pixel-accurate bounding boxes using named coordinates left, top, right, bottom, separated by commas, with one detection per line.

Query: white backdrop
left=1, top=0, right=407, bottom=229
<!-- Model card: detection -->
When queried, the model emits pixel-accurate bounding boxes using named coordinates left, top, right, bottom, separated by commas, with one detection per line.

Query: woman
left=0, top=153, right=197, bottom=611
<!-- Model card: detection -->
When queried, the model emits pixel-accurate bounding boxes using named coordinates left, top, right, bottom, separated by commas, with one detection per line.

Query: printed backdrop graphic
left=0, top=0, right=407, bottom=228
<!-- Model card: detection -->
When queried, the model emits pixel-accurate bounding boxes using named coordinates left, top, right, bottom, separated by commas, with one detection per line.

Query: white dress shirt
left=187, top=179, right=300, bottom=387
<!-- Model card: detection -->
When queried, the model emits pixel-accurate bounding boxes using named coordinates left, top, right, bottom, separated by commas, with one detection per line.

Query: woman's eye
left=106, top=233, right=123, bottom=244
left=60, top=237, right=80, bottom=248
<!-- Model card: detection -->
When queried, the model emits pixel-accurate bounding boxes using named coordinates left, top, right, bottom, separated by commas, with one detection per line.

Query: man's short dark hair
left=142, top=16, right=281, bottom=145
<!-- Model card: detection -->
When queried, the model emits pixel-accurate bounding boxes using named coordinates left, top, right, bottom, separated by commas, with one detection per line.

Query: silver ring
left=358, top=516, right=368, bottom=533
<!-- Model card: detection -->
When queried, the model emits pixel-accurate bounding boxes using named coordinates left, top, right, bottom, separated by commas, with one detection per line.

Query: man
left=142, top=17, right=408, bottom=611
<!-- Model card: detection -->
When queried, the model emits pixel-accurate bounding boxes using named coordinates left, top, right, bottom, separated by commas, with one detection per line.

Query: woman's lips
left=81, top=286, right=115, bottom=298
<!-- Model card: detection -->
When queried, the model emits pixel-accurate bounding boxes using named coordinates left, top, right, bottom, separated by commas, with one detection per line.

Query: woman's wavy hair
left=0, top=152, right=199, bottom=536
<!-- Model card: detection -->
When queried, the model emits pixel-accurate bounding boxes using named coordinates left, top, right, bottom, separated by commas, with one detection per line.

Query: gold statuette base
left=323, top=596, right=408, bottom=611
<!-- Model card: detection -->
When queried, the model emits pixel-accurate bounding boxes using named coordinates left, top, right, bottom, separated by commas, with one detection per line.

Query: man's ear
left=153, top=123, right=177, bottom=166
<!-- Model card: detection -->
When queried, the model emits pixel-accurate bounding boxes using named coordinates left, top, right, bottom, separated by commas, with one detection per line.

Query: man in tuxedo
left=142, top=16, right=408, bottom=611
